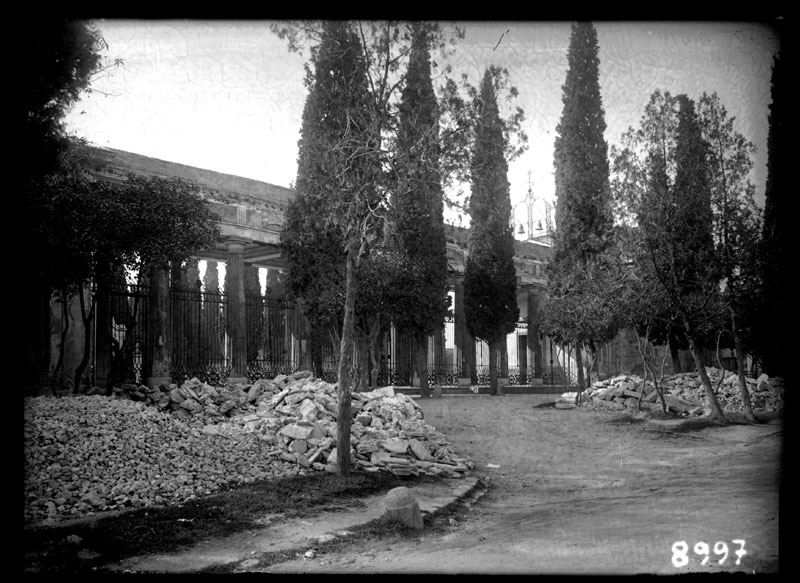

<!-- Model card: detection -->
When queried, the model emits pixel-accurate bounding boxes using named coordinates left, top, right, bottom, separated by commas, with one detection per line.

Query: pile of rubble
left=577, top=367, right=784, bottom=416
left=24, top=371, right=472, bottom=525
left=107, top=370, right=471, bottom=477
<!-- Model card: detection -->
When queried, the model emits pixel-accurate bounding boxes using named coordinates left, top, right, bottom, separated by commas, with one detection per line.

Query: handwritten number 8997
left=671, top=539, right=746, bottom=568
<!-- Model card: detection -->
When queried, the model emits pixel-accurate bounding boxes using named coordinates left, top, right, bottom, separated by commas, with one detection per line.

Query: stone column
left=225, top=240, right=248, bottom=384
left=146, top=264, right=171, bottom=389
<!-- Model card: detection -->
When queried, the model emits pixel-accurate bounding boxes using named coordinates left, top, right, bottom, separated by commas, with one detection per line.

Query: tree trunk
left=575, top=342, right=585, bottom=403
left=310, top=323, right=324, bottom=379
left=669, top=339, right=681, bottom=374
left=336, top=245, right=358, bottom=477
left=368, top=320, right=380, bottom=390
left=682, top=315, right=726, bottom=424
left=730, top=307, right=757, bottom=423
left=414, top=334, right=431, bottom=399
left=355, top=330, right=369, bottom=392
left=488, top=340, right=500, bottom=395
left=53, top=290, right=70, bottom=394
left=74, top=285, right=96, bottom=394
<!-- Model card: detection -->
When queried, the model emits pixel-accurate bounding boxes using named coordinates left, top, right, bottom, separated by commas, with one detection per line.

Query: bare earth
left=264, top=393, right=782, bottom=575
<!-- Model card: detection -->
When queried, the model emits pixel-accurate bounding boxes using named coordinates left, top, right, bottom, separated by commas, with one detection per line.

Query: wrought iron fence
left=542, top=367, right=570, bottom=386
left=106, top=281, right=151, bottom=386
left=245, top=295, right=300, bottom=381
left=96, top=280, right=565, bottom=390
left=507, top=367, right=533, bottom=386
left=428, top=365, right=461, bottom=387
left=170, top=284, right=230, bottom=386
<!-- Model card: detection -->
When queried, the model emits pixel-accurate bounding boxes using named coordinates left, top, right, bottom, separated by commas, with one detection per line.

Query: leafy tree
left=353, top=243, right=407, bottom=390
left=756, top=45, right=788, bottom=377
left=544, top=21, right=617, bottom=396
left=30, top=169, right=220, bottom=392
left=611, top=90, right=692, bottom=375
left=23, top=19, right=108, bottom=182
left=463, top=68, right=519, bottom=396
left=697, top=92, right=762, bottom=421
left=388, top=24, right=451, bottom=397
left=23, top=19, right=110, bottom=384
left=634, top=94, right=727, bottom=423
left=437, top=66, right=528, bottom=220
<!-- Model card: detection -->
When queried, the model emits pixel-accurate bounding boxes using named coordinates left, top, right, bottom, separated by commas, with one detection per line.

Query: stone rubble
left=577, top=367, right=784, bottom=416
left=24, top=371, right=473, bottom=526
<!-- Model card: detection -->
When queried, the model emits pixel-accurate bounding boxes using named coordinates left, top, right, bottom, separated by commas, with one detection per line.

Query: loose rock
left=24, top=372, right=473, bottom=526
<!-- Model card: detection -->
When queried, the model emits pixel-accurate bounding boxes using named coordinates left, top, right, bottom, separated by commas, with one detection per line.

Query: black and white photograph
left=23, top=18, right=786, bottom=575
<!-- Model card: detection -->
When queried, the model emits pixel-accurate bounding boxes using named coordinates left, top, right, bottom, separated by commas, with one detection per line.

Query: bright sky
left=64, top=20, right=780, bottom=233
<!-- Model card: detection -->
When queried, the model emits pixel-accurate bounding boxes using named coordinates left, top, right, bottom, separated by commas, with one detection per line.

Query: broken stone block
left=643, top=389, right=659, bottom=403
left=356, top=413, right=372, bottom=427
left=362, top=387, right=396, bottom=400
left=307, top=448, right=324, bottom=464
left=298, top=399, right=319, bottom=421
left=384, top=487, right=424, bottom=530
left=290, top=439, right=309, bottom=454
left=247, top=384, right=261, bottom=403
left=370, top=451, right=395, bottom=466
left=409, top=439, right=433, bottom=461
left=382, top=439, right=410, bottom=454
left=279, top=422, right=325, bottom=441
left=218, top=400, right=236, bottom=415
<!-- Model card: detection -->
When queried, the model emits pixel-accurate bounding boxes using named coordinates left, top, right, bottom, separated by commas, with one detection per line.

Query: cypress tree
left=390, top=24, right=451, bottom=398
left=757, top=45, right=788, bottom=377
left=547, top=21, right=614, bottom=392
left=463, top=68, right=519, bottom=396
left=282, top=21, right=377, bottom=476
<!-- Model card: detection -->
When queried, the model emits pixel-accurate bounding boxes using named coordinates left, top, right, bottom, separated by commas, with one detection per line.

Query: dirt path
left=263, top=394, right=782, bottom=575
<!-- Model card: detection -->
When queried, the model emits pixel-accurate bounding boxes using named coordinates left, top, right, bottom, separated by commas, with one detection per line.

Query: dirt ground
left=263, top=393, right=782, bottom=575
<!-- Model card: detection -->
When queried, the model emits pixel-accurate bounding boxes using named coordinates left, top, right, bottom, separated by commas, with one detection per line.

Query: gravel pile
left=23, top=395, right=303, bottom=526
